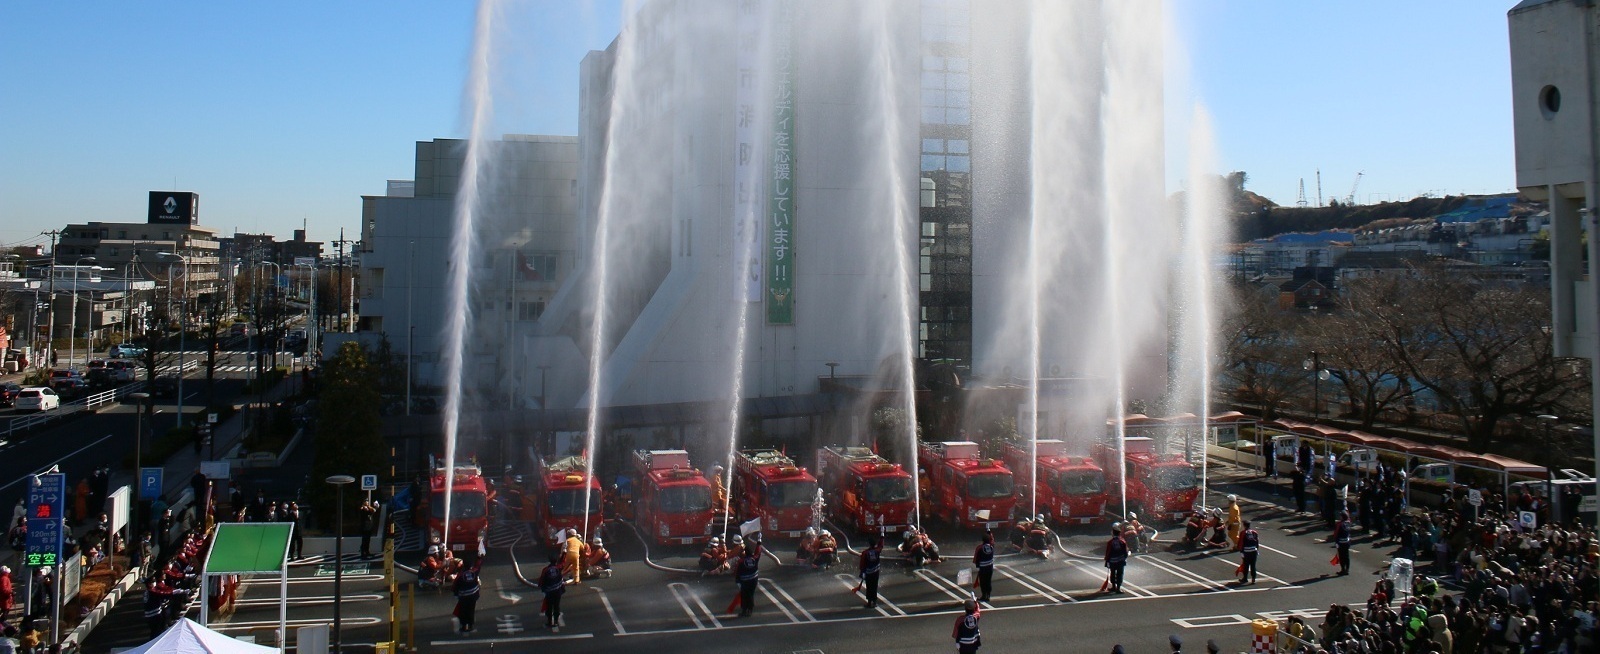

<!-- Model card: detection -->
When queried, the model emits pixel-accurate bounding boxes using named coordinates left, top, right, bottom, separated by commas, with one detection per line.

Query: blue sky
left=1, top=1, right=1516, bottom=250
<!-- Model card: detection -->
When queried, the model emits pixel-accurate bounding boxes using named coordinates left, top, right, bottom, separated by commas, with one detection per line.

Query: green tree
left=308, top=341, right=387, bottom=531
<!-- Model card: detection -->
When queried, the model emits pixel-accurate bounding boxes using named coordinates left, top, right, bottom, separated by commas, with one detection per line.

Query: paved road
left=214, top=465, right=1394, bottom=653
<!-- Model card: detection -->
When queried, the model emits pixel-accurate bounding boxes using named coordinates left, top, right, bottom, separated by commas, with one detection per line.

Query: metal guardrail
left=2, top=381, right=147, bottom=441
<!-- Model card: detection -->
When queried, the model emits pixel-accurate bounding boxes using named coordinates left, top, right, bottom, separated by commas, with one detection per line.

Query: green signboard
left=766, top=0, right=796, bottom=324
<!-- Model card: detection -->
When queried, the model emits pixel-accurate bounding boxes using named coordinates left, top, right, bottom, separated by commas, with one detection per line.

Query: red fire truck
left=416, top=462, right=491, bottom=552
left=918, top=441, right=1016, bottom=531
left=529, top=455, right=603, bottom=544
left=815, top=446, right=916, bottom=534
left=732, top=449, right=819, bottom=539
left=1094, top=436, right=1199, bottom=522
left=631, top=449, right=715, bottom=545
left=1002, top=439, right=1109, bottom=525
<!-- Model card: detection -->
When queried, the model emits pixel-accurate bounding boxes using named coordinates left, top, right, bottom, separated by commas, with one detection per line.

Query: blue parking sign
left=25, top=474, right=66, bottom=568
left=140, top=467, right=164, bottom=500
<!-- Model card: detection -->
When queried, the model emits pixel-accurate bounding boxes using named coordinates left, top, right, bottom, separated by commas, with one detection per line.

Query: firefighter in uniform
left=734, top=536, right=761, bottom=617
left=1105, top=524, right=1129, bottom=593
left=539, top=553, right=566, bottom=631
left=952, top=598, right=982, bottom=653
left=972, top=529, right=995, bottom=603
left=859, top=536, right=882, bottom=608
left=1238, top=520, right=1260, bottom=584
left=1333, top=511, right=1352, bottom=576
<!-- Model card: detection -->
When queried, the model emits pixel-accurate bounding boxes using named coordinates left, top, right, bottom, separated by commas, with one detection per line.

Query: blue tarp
left=1433, top=196, right=1518, bottom=224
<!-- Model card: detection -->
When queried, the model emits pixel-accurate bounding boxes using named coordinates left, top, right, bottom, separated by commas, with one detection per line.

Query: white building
left=1509, top=0, right=1600, bottom=481
left=357, top=135, right=580, bottom=401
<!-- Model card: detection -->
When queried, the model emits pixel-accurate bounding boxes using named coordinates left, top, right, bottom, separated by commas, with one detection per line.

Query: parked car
left=0, top=383, right=21, bottom=407
left=109, top=343, right=146, bottom=359
left=14, top=387, right=60, bottom=412
left=151, top=375, right=179, bottom=398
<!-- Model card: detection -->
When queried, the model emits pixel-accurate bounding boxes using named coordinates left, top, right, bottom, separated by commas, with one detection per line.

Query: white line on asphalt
left=1199, top=553, right=1291, bottom=586
left=1171, top=613, right=1252, bottom=629
left=1060, top=558, right=1156, bottom=597
left=428, top=633, right=595, bottom=646
left=914, top=568, right=973, bottom=603
left=213, top=616, right=383, bottom=631
left=686, top=583, right=726, bottom=628
left=234, top=593, right=384, bottom=607
left=761, top=578, right=816, bottom=622
left=495, top=579, right=522, bottom=605
left=591, top=586, right=627, bottom=635
left=666, top=583, right=709, bottom=630
left=1138, top=554, right=1229, bottom=591
left=758, top=582, right=801, bottom=623
left=996, top=564, right=1070, bottom=603
left=833, top=573, right=905, bottom=617
left=0, top=432, right=117, bottom=493
left=612, top=584, right=1294, bottom=638
left=1260, top=543, right=1298, bottom=559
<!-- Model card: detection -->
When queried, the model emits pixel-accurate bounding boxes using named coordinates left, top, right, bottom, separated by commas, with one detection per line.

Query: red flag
left=850, top=582, right=863, bottom=594
left=1330, top=553, right=1341, bottom=566
left=1099, top=575, right=1111, bottom=592
left=1235, top=562, right=1246, bottom=575
left=726, top=594, right=742, bottom=614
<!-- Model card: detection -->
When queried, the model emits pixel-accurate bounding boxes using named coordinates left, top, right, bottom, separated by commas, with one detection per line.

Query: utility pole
left=1315, top=169, right=1324, bottom=207
left=332, top=230, right=355, bottom=333
left=41, top=229, right=61, bottom=369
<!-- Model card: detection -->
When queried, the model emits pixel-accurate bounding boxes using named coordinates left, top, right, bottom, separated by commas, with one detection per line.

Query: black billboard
left=148, top=191, right=198, bottom=225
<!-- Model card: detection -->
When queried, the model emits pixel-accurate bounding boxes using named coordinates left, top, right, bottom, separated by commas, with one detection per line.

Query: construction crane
left=1345, top=171, right=1364, bottom=206
left=1296, top=179, right=1308, bottom=207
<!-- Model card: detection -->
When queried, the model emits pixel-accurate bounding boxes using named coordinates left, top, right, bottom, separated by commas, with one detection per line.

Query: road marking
left=495, top=579, right=522, bottom=605
left=1200, top=554, right=1290, bottom=586
left=758, top=582, right=801, bottom=623
left=761, top=579, right=816, bottom=622
left=996, top=564, right=1072, bottom=603
left=1060, top=558, right=1156, bottom=597
left=496, top=614, right=525, bottom=635
left=914, top=568, right=974, bottom=603
left=591, top=586, right=627, bottom=635
left=667, top=582, right=722, bottom=629
left=833, top=573, right=905, bottom=617
left=1259, top=543, right=1298, bottom=559
left=240, top=574, right=385, bottom=586
left=0, top=432, right=117, bottom=492
left=1138, top=554, right=1229, bottom=591
left=213, top=616, right=383, bottom=631
left=235, top=593, right=383, bottom=607
left=1171, top=614, right=1252, bottom=629
left=427, top=633, right=594, bottom=646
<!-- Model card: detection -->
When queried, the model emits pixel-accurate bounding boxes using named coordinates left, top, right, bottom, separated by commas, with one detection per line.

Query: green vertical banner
left=766, top=0, right=795, bottom=324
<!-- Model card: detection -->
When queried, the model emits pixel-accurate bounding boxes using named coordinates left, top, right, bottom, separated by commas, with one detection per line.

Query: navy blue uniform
left=1104, top=535, right=1128, bottom=593
left=1240, top=529, right=1260, bottom=583
left=859, top=545, right=882, bottom=608
left=972, top=540, right=995, bottom=602
left=736, top=549, right=761, bottom=617
left=1334, top=520, right=1352, bottom=575
left=952, top=609, right=982, bottom=653
left=539, top=562, right=565, bottom=627
left=454, top=567, right=482, bottom=632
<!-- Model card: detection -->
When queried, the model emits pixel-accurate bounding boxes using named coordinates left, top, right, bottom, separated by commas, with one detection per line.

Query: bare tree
left=1311, top=279, right=1418, bottom=428
left=1218, top=285, right=1305, bottom=420
left=1364, top=265, right=1588, bottom=450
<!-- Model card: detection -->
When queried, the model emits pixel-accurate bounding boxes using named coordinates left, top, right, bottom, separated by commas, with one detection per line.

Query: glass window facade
left=919, top=0, right=972, bottom=364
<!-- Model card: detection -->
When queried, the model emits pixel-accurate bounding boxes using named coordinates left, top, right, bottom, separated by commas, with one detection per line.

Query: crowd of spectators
left=1281, top=472, right=1597, bottom=653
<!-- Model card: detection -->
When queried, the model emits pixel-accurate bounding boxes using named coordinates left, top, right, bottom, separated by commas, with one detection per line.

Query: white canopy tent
left=119, top=618, right=278, bottom=653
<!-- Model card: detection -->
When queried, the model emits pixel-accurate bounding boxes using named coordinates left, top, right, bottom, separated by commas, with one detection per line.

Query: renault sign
left=148, top=191, right=199, bottom=225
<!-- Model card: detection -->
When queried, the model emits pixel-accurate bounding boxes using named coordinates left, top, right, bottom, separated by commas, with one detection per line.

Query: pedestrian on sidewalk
left=1263, top=438, right=1277, bottom=478
left=1292, top=468, right=1308, bottom=513
left=358, top=499, right=379, bottom=559
left=285, top=502, right=303, bottom=560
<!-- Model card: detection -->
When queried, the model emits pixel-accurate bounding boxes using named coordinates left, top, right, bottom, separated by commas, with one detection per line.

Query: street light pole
left=326, top=474, right=356, bottom=653
left=1302, top=351, right=1328, bottom=422
left=130, top=392, right=150, bottom=548
left=1537, top=414, right=1558, bottom=513
left=68, top=257, right=97, bottom=371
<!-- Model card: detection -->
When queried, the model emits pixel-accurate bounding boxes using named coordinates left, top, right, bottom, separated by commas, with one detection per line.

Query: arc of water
left=441, top=0, right=499, bottom=544
left=872, top=0, right=922, bottom=530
